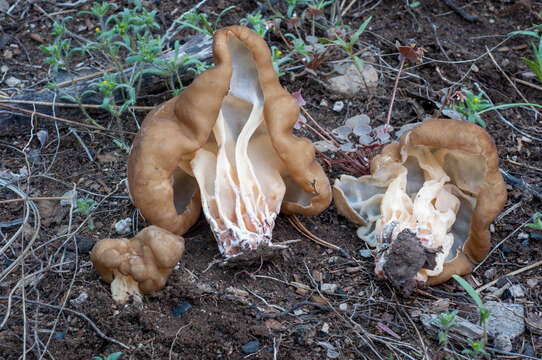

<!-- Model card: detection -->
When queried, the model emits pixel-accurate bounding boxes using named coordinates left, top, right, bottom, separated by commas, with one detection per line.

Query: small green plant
left=453, top=274, right=490, bottom=357
left=177, top=6, right=235, bottom=36
left=433, top=310, right=458, bottom=349
left=93, top=352, right=122, bottom=360
left=454, top=90, right=492, bottom=128
left=527, top=212, right=542, bottom=230
left=462, top=338, right=489, bottom=359
left=40, top=1, right=207, bottom=143
left=240, top=10, right=269, bottom=37
left=510, top=25, right=542, bottom=84
left=74, top=196, right=99, bottom=230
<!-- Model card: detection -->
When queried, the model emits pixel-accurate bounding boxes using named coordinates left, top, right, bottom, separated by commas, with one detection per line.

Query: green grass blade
left=452, top=274, right=483, bottom=308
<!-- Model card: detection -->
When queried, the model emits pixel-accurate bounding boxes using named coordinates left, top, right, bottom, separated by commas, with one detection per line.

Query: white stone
left=485, top=301, right=525, bottom=339
left=332, top=101, right=344, bottom=112
left=509, top=284, right=525, bottom=298
left=339, top=303, right=347, bottom=311
left=0, top=65, right=8, bottom=73
left=114, top=217, right=132, bottom=235
left=5, top=76, right=21, bottom=87
left=70, top=292, right=88, bottom=308
left=321, top=283, right=338, bottom=294
left=321, top=322, right=330, bottom=334
left=517, top=232, right=529, bottom=240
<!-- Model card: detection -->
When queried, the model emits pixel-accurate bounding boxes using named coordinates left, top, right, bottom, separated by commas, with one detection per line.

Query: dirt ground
left=1, top=0, right=541, bottom=359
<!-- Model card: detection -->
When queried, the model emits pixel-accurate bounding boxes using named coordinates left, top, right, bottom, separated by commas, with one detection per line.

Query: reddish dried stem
left=385, top=56, right=406, bottom=130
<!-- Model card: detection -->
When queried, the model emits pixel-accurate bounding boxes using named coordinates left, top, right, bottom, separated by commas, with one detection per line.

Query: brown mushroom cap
left=91, top=226, right=185, bottom=302
left=127, top=26, right=330, bottom=253
left=333, top=119, right=507, bottom=287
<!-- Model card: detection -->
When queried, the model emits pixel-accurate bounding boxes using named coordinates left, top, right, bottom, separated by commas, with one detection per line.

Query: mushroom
left=128, top=26, right=331, bottom=259
left=333, top=119, right=506, bottom=294
left=91, top=226, right=185, bottom=303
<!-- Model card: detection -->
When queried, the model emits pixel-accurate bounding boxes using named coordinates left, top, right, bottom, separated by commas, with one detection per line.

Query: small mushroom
left=128, top=26, right=331, bottom=259
left=91, top=226, right=185, bottom=303
left=334, top=119, right=506, bottom=293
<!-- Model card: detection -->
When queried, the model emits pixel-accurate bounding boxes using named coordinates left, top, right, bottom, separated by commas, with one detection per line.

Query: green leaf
left=350, top=16, right=372, bottom=46
left=353, top=55, right=364, bottom=73
left=509, top=30, right=540, bottom=38
left=452, top=274, right=483, bottom=308
left=107, top=352, right=123, bottom=360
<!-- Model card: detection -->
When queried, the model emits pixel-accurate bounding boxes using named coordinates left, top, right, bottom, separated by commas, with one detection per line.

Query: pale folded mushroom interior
left=335, top=141, right=486, bottom=285
left=189, top=37, right=287, bottom=258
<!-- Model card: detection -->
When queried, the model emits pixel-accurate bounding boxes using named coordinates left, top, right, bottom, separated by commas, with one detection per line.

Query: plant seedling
left=527, top=212, right=542, bottom=231
left=74, top=196, right=99, bottom=230
left=453, top=274, right=490, bottom=353
left=433, top=310, right=458, bottom=349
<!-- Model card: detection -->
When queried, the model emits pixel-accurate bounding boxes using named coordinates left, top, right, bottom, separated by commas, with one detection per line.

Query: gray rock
left=485, top=301, right=525, bottom=339
left=420, top=313, right=483, bottom=340
left=0, top=0, right=8, bottom=12
left=494, top=333, right=512, bottom=352
left=0, top=65, right=8, bottom=73
left=327, top=63, right=378, bottom=97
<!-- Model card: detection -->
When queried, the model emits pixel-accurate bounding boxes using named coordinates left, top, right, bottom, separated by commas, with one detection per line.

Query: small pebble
left=75, top=236, right=94, bottom=254
left=494, top=333, right=512, bottom=352
left=332, top=101, right=344, bottom=112
left=114, top=217, right=132, bottom=235
left=509, top=284, right=525, bottom=298
left=320, top=99, right=329, bottom=107
left=358, top=249, right=372, bottom=258
left=521, top=239, right=529, bottom=246
left=339, top=303, right=347, bottom=311
left=0, top=65, right=7, bottom=73
left=501, top=245, right=513, bottom=254
left=241, top=340, right=260, bottom=354
left=526, top=278, right=539, bottom=288
left=321, top=322, right=330, bottom=334
left=321, top=283, right=338, bottom=294
left=53, top=330, right=67, bottom=340
left=172, top=301, right=191, bottom=317
left=518, top=232, right=529, bottom=240
left=70, top=292, right=88, bottom=308
left=5, top=76, right=21, bottom=87
left=484, top=268, right=497, bottom=281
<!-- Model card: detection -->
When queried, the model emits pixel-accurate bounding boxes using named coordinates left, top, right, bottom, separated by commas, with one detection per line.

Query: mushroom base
left=110, top=270, right=143, bottom=304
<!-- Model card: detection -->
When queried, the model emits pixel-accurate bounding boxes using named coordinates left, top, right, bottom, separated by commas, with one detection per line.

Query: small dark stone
left=501, top=245, right=513, bottom=254
left=336, top=287, right=346, bottom=297
left=521, top=240, right=529, bottom=246
left=501, top=289, right=511, bottom=300
left=172, top=301, right=191, bottom=317
left=241, top=340, right=260, bottom=354
left=75, top=236, right=94, bottom=254
left=53, top=330, right=66, bottom=340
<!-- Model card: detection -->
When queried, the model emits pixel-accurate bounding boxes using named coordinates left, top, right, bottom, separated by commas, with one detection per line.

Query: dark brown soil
left=1, top=0, right=541, bottom=359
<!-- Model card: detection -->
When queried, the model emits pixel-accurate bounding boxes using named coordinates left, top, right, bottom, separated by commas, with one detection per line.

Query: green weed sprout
left=454, top=90, right=492, bottom=128
left=453, top=274, right=490, bottom=356
left=74, top=196, right=99, bottom=230
left=462, top=338, right=489, bottom=359
left=452, top=89, right=542, bottom=128
left=177, top=6, right=235, bottom=36
left=527, top=212, right=542, bottom=231
left=240, top=10, right=269, bottom=37
left=93, top=352, right=122, bottom=360
left=324, top=16, right=372, bottom=87
left=510, top=25, right=542, bottom=84
left=433, top=310, right=458, bottom=349
left=271, top=46, right=292, bottom=77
